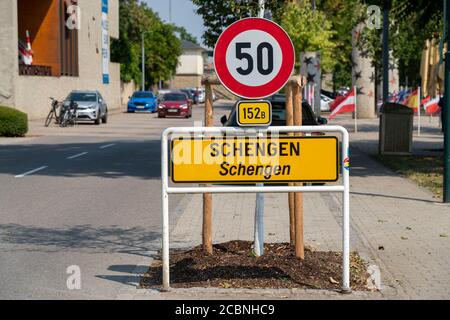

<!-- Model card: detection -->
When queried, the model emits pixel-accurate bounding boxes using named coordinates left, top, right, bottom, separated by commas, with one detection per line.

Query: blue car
left=127, top=91, right=158, bottom=113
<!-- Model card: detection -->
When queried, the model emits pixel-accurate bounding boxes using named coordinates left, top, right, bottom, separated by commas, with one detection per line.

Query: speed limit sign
left=214, top=18, right=295, bottom=99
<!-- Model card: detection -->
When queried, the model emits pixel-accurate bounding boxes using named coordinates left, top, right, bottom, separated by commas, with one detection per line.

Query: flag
left=423, top=96, right=441, bottom=115
left=329, top=95, right=345, bottom=112
left=397, top=89, right=411, bottom=103
left=402, top=89, right=419, bottom=112
left=329, top=89, right=356, bottom=120
left=18, top=30, right=33, bottom=65
left=389, top=91, right=398, bottom=103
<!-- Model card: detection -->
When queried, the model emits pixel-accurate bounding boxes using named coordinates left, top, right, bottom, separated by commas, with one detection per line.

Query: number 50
left=236, top=42, right=274, bottom=76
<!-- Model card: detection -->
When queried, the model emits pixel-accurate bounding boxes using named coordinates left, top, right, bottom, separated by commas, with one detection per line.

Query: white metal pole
left=341, top=129, right=351, bottom=293
left=254, top=0, right=266, bottom=257
left=141, top=33, right=145, bottom=91
left=418, top=86, right=421, bottom=136
left=354, top=86, right=358, bottom=133
left=161, top=132, right=170, bottom=291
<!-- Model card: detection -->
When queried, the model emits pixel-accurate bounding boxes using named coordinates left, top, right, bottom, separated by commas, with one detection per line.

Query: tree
left=192, top=0, right=285, bottom=48
left=173, top=25, right=199, bottom=45
left=358, top=0, right=443, bottom=86
left=111, top=0, right=181, bottom=88
left=280, top=1, right=336, bottom=73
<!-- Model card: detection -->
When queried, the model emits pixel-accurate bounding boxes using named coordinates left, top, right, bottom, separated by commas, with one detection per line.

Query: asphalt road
left=0, top=101, right=234, bottom=299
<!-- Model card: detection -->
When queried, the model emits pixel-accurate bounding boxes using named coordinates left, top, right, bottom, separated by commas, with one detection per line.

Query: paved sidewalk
left=122, top=115, right=449, bottom=300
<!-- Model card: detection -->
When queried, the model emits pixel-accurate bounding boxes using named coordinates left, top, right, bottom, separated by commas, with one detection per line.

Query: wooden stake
left=293, top=84, right=305, bottom=260
left=285, top=85, right=295, bottom=246
left=203, top=83, right=214, bottom=254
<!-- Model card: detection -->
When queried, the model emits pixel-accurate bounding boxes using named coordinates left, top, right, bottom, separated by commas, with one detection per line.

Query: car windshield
left=68, top=92, right=97, bottom=102
left=133, top=92, right=154, bottom=98
left=163, top=93, right=186, bottom=101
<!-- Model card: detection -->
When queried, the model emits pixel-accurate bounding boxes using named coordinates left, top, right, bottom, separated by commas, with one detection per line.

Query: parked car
left=64, top=90, right=107, bottom=125
left=220, top=94, right=328, bottom=185
left=157, top=91, right=192, bottom=118
left=180, top=88, right=195, bottom=102
left=220, top=93, right=328, bottom=127
left=127, top=91, right=158, bottom=113
left=320, top=94, right=334, bottom=112
left=196, top=88, right=206, bottom=103
left=157, top=89, right=172, bottom=101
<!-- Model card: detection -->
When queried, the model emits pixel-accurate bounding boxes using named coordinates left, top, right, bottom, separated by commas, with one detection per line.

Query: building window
left=17, top=0, right=79, bottom=77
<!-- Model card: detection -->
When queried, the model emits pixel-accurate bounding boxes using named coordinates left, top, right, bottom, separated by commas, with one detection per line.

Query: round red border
left=214, top=18, right=295, bottom=99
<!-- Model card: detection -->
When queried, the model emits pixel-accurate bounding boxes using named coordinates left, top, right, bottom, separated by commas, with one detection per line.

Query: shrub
left=0, top=106, right=28, bottom=137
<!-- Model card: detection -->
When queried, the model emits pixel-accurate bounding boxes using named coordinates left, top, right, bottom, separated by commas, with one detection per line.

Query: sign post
left=161, top=125, right=351, bottom=293
left=214, top=17, right=295, bottom=256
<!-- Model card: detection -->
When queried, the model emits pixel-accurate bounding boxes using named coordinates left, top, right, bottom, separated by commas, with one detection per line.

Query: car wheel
left=102, top=109, right=108, bottom=124
left=158, top=114, right=165, bottom=118
left=94, top=113, right=101, bottom=125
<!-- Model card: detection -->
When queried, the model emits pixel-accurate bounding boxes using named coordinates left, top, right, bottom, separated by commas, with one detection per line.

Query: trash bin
left=379, top=103, right=414, bottom=155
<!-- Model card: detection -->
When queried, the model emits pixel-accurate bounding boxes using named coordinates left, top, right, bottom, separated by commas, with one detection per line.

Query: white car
left=320, top=94, right=334, bottom=112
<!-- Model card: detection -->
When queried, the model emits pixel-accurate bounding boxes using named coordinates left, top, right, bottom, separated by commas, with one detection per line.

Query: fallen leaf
left=406, top=227, right=412, bottom=230
left=329, top=277, right=339, bottom=284
left=378, top=246, right=385, bottom=250
left=401, top=236, right=408, bottom=240
left=439, top=233, right=448, bottom=238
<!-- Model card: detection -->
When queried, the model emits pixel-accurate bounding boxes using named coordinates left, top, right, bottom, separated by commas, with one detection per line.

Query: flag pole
left=354, top=86, right=358, bottom=133
left=418, top=86, right=421, bottom=136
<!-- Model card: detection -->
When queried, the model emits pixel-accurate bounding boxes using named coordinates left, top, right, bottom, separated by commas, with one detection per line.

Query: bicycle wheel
left=60, top=111, right=69, bottom=127
left=45, top=110, right=54, bottom=127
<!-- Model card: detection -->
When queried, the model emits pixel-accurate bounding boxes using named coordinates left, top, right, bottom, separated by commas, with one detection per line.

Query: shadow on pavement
left=0, top=139, right=163, bottom=180
left=95, top=264, right=150, bottom=287
left=0, top=224, right=160, bottom=256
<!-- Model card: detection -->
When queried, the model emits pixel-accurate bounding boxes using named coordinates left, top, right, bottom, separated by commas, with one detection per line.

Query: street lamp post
left=141, top=33, right=145, bottom=91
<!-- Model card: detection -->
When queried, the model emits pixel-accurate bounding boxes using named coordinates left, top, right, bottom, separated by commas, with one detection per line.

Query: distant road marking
left=66, top=152, right=88, bottom=160
left=15, top=166, right=48, bottom=178
left=99, top=143, right=115, bottom=149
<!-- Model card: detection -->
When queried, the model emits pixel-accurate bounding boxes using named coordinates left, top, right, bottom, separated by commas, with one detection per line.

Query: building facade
left=172, top=40, right=205, bottom=89
left=0, top=0, right=120, bottom=120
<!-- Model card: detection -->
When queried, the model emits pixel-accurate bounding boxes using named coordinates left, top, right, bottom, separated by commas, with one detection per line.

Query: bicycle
left=59, top=100, right=78, bottom=127
left=45, top=97, right=61, bottom=127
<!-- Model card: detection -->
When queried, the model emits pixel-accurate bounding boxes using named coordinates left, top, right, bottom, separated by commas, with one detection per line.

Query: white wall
left=176, top=50, right=204, bottom=75
left=0, top=0, right=122, bottom=120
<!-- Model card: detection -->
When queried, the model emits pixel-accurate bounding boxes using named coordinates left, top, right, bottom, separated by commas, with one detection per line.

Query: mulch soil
left=140, top=241, right=371, bottom=291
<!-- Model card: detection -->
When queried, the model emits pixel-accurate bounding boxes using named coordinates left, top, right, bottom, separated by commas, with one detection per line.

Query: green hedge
left=0, top=106, right=28, bottom=137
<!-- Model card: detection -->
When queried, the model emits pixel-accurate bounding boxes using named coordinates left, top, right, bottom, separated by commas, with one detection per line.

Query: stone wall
left=172, top=75, right=202, bottom=89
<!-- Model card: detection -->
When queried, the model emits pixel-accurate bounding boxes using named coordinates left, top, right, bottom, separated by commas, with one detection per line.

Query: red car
left=157, top=91, right=192, bottom=118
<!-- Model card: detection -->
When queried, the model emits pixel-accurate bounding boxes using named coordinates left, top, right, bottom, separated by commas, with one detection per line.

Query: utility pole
left=444, top=0, right=450, bottom=202
left=382, top=0, right=390, bottom=103
left=141, top=33, right=145, bottom=91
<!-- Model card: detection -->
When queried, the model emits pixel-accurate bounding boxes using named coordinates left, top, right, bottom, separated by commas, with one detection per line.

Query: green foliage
left=280, top=1, right=336, bottom=73
left=192, top=0, right=285, bottom=48
left=359, top=0, right=443, bottom=86
left=317, top=0, right=366, bottom=88
left=173, top=25, right=199, bottom=45
left=0, top=106, right=28, bottom=137
left=111, top=0, right=182, bottom=87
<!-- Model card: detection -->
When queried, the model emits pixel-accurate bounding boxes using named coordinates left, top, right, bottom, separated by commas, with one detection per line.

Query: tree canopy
left=111, top=0, right=183, bottom=88
left=192, top=0, right=444, bottom=89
